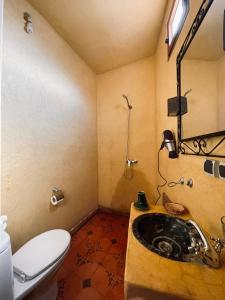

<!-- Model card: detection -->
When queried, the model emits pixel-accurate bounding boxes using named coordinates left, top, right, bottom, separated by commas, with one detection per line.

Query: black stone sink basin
left=132, top=213, right=194, bottom=262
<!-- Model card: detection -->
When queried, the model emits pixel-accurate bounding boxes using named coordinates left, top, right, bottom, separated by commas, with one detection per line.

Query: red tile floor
left=56, top=211, right=129, bottom=300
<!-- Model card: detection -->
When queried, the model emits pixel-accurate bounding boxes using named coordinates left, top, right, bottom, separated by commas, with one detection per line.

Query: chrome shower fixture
left=126, top=159, right=138, bottom=168
left=122, top=94, right=132, bottom=110
left=122, top=94, right=137, bottom=179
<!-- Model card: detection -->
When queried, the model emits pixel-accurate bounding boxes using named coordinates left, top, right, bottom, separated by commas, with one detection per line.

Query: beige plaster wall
left=155, top=0, right=225, bottom=237
left=97, top=57, right=156, bottom=213
left=1, top=0, right=98, bottom=251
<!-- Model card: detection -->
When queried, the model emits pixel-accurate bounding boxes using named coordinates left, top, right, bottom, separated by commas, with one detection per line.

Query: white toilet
left=0, top=216, right=71, bottom=300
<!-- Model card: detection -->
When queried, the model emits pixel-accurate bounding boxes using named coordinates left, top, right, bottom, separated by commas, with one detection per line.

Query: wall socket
left=218, top=161, right=225, bottom=181
left=204, top=159, right=225, bottom=180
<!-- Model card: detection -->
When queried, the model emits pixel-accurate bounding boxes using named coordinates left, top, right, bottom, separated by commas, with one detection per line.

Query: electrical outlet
left=218, top=162, right=225, bottom=180
left=204, top=160, right=215, bottom=176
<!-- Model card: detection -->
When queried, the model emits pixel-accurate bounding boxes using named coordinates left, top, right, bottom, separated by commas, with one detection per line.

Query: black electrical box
left=168, top=96, right=187, bottom=116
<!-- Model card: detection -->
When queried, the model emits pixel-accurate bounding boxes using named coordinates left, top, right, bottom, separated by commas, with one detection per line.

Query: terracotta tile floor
left=56, top=211, right=129, bottom=300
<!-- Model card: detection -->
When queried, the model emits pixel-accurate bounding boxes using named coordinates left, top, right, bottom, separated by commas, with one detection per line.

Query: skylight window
left=167, top=0, right=189, bottom=58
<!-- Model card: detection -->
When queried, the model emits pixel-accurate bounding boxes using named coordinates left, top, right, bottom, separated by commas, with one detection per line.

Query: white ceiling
left=28, top=0, right=167, bottom=73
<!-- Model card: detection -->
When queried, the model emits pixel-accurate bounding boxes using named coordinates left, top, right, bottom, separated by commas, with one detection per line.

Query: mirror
left=180, top=0, right=225, bottom=139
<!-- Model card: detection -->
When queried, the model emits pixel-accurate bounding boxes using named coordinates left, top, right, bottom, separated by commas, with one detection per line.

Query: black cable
left=168, top=181, right=181, bottom=187
left=155, top=149, right=167, bottom=205
left=155, top=148, right=183, bottom=205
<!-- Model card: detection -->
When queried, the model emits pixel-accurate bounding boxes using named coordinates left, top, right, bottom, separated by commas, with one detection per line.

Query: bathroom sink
left=132, top=213, right=198, bottom=262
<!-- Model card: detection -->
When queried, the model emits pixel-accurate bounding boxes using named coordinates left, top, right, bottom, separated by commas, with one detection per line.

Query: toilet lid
left=13, top=229, right=70, bottom=281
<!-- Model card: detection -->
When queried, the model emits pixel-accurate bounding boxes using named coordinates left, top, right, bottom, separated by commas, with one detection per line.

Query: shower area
left=97, top=58, right=157, bottom=212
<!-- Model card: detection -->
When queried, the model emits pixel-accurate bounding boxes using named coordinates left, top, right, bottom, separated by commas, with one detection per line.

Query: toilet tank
left=0, top=231, right=14, bottom=300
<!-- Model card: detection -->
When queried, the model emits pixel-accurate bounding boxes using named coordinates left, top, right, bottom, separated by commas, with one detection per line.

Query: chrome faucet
left=126, top=159, right=138, bottom=168
left=186, top=218, right=225, bottom=269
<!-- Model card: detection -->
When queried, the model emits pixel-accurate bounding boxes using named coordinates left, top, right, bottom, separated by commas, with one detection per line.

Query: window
left=167, top=0, right=189, bottom=58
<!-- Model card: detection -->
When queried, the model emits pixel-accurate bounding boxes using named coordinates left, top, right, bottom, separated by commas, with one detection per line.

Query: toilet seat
left=13, top=229, right=71, bottom=300
left=13, top=229, right=70, bottom=282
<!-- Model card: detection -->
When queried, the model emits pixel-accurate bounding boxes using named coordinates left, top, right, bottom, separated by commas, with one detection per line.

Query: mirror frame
left=176, top=0, right=225, bottom=158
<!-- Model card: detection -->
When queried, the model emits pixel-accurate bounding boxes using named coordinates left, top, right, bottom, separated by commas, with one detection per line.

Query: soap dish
left=162, top=192, right=187, bottom=215
left=164, top=202, right=186, bottom=215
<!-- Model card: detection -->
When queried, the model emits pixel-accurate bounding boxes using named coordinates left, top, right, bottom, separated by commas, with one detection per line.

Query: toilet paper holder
left=51, top=187, right=64, bottom=206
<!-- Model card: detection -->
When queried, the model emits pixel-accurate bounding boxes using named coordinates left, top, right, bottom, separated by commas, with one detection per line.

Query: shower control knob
left=126, top=159, right=138, bottom=167
left=132, top=160, right=138, bottom=164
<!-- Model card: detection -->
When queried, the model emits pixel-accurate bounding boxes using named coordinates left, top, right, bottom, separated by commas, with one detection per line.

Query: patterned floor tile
left=102, top=251, right=126, bottom=277
left=92, top=265, right=109, bottom=296
left=57, top=271, right=82, bottom=300
left=76, top=287, right=104, bottom=300
left=56, top=211, right=129, bottom=300
left=105, top=283, right=125, bottom=300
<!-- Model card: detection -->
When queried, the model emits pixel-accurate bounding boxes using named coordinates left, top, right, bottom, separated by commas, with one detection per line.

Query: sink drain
left=158, top=241, right=173, bottom=255
left=152, top=236, right=182, bottom=258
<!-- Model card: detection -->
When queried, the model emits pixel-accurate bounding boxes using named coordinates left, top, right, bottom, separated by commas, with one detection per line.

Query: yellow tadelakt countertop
left=125, top=204, right=225, bottom=300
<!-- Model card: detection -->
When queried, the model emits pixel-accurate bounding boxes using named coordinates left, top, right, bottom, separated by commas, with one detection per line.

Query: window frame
left=167, top=0, right=190, bottom=59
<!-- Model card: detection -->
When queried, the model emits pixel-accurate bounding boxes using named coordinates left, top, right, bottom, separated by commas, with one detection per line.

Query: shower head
left=122, top=94, right=132, bottom=110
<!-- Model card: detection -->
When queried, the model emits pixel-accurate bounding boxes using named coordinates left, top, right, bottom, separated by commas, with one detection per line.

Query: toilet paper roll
left=50, top=195, right=64, bottom=206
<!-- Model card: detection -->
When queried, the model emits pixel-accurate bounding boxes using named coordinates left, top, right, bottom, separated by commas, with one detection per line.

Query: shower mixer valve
left=126, top=159, right=138, bottom=168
